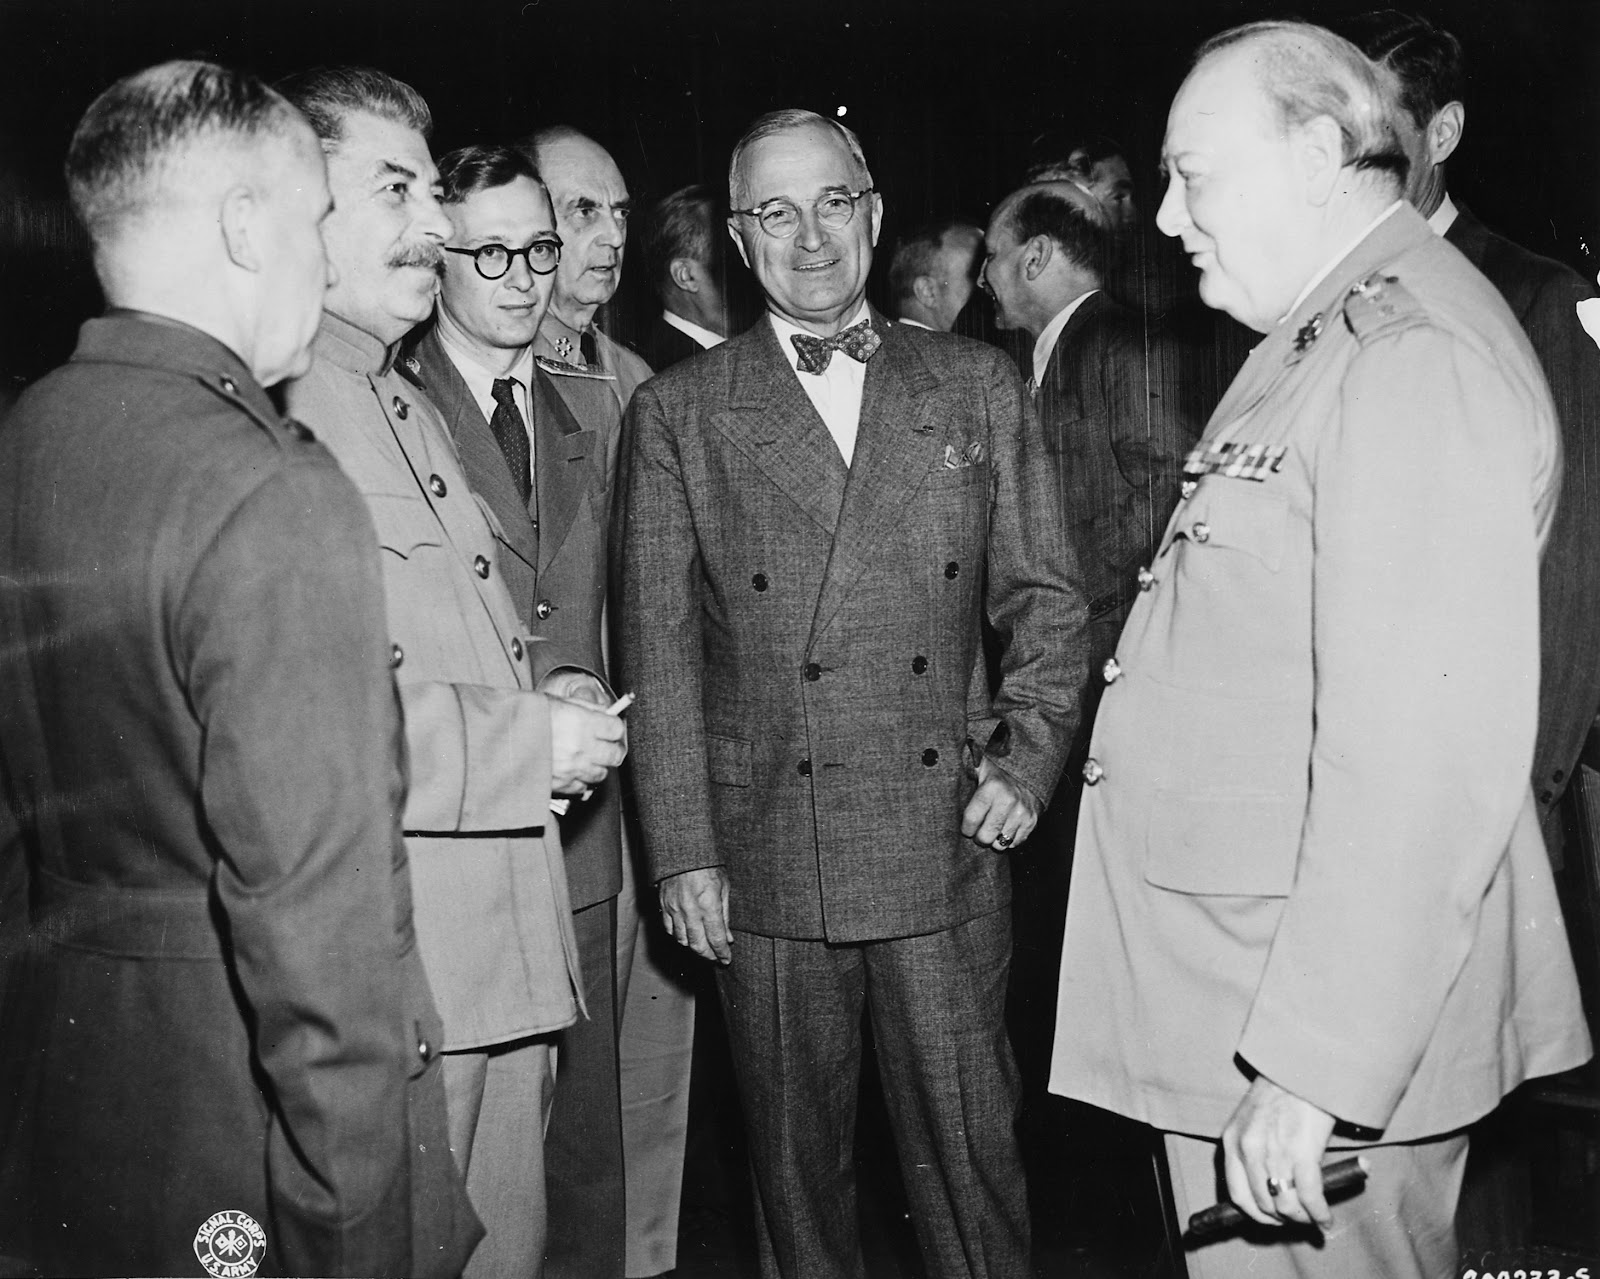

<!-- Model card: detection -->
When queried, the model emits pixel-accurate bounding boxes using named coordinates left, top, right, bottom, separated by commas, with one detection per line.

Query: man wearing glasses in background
left=616, top=108, right=1089, bottom=1278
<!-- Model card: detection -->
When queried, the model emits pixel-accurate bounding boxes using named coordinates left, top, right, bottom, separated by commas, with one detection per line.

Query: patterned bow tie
left=790, top=320, right=882, bottom=375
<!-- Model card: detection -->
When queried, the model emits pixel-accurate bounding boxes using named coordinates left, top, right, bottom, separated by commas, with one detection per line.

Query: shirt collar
left=769, top=301, right=873, bottom=374
left=1427, top=192, right=1459, bottom=237
left=1032, top=289, right=1099, bottom=386
left=896, top=316, right=935, bottom=331
left=314, top=311, right=398, bottom=377
left=1279, top=201, right=1404, bottom=325
left=436, top=324, right=534, bottom=401
left=662, top=309, right=726, bottom=350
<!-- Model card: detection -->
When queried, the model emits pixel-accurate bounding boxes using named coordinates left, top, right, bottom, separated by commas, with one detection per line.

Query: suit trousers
left=443, top=1038, right=558, bottom=1279
left=1165, top=1130, right=1469, bottom=1279
left=545, top=897, right=626, bottom=1279
left=717, top=908, right=1030, bottom=1279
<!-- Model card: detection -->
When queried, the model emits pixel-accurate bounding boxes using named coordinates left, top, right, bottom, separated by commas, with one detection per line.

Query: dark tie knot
left=491, top=376, right=521, bottom=408
left=791, top=320, right=882, bottom=375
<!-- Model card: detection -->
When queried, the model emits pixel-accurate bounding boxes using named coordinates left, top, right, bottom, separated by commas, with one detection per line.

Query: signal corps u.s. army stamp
left=193, top=1209, right=267, bottom=1278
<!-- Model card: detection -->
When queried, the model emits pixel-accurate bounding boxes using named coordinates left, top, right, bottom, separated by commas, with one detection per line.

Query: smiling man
left=617, top=107, right=1088, bottom=1279
left=1048, top=22, right=1589, bottom=1279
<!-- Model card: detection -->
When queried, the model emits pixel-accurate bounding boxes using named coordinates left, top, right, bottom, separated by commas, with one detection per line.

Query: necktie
left=579, top=330, right=599, bottom=368
left=790, top=320, right=882, bottom=375
left=489, top=377, right=532, bottom=505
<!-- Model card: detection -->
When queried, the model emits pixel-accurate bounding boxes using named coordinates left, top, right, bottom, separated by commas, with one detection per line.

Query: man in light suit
left=0, top=60, right=478, bottom=1279
left=617, top=108, right=1088, bottom=1279
left=278, top=69, right=628, bottom=1279
left=1347, top=9, right=1600, bottom=865
left=1050, top=23, right=1591, bottom=1278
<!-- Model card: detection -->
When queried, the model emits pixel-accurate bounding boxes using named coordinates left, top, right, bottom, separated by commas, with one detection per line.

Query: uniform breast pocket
left=364, top=492, right=446, bottom=561
left=1174, top=483, right=1289, bottom=573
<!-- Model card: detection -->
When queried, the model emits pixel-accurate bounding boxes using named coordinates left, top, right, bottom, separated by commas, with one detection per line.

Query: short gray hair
left=727, top=109, right=873, bottom=208
left=275, top=65, right=432, bottom=149
left=66, top=60, right=300, bottom=243
left=1195, top=20, right=1409, bottom=185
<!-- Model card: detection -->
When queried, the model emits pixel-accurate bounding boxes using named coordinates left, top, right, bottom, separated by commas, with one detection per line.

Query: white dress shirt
left=1426, top=192, right=1460, bottom=237
left=437, top=330, right=536, bottom=488
left=662, top=310, right=726, bottom=351
left=1031, top=289, right=1099, bottom=388
left=770, top=301, right=872, bottom=466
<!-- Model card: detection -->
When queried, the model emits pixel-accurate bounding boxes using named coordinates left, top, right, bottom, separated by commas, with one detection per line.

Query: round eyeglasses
left=731, top=188, right=875, bottom=240
left=444, top=238, right=563, bottom=280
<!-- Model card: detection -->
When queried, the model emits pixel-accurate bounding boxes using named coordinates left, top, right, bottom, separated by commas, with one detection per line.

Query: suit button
left=531, top=517, right=539, bottom=532
left=511, top=637, right=524, bottom=661
left=944, top=561, right=959, bottom=579
left=1082, top=758, right=1104, bottom=785
left=1539, top=789, right=1553, bottom=803
left=390, top=643, right=403, bottom=669
left=1554, top=769, right=1565, bottom=783
left=535, top=599, right=555, bottom=620
left=752, top=573, right=769, bottom=592
left=1192, top=521, right=1211, bottom=544
left=219, top=375, right=238, bottom=395
left=922, top=748, right=940, bottom=767
left=911, top=655, right=928, bottom=675
left=417, top=1036, right=431, bottom=1062
left=1102, top=657, right=1122, bottom=683
left=797, top=759, right=812, bottom=777
left=429, top=474, right=447, bottom=498
left=474, top=555, right=490, bottom=578
left=1181, top=478, right=1198, bottom=500
left=803, top=662, right=821, bottom=681
left=1137, top=567, right=1155, bottom=591
left=393, top=396, right=409, bottom=420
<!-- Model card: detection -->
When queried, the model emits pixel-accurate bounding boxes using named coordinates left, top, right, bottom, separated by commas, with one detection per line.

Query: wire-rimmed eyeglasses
left=444, top=238, right=563, bottom=280
left=730, top=188, right=876, bottom=240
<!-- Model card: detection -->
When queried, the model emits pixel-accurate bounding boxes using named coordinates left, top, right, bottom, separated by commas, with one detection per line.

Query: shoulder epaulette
left=1341, top=273, right=1428, bottom=345
left=536, top=353, right=617, bottom=382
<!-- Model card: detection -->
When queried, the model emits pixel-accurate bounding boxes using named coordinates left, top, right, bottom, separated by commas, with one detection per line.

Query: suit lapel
left=709, top=319, right=850, bottom=536
left=530, top=368, right=594, bottom=574
left=408, top=327, right=539, bottom=573
left=809, top=314, right=945, bottom=646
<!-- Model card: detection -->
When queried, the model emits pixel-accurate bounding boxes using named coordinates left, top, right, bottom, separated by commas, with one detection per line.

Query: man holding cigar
left=1049, top=22, right=1590, bottom=1278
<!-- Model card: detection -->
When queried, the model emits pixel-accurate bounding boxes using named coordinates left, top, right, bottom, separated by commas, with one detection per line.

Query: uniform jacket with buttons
left=287, top=313, right=584, bottom=1051
left=1445, top=205, right=1600, bottom=848
left=402, top=324, right=622, bottom=910
left=0, top=314, right=479, bottom=1277
left=616, top=310, right=1089, bottom=942
left=1050, top=204, right=1591, bottom=1141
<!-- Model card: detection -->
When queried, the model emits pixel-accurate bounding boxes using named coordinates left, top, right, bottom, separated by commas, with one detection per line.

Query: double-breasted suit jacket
left=287, top=314, right=585, bottom=1052
left=616, top=312, right=1088, bottom=942
left=0, top=315, right=478, bottom=1277
left=402, top=325, right=621, bottom=911
left=1050, top=205, right=1591, bottom=1142
left=1445, top=205, right=1600, bottom=843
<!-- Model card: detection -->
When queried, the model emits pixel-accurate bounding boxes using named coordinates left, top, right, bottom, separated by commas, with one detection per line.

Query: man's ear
left=1428, top=101, right=1465, bottom=166
left=1022, top=234, right=1054, bottom=282
left=725, top=218, right=752, bottom=272
left=669, top=256, right=700, bottom=294
left=219, top=184, right=260, bottom=272
left=911, top=274, right=939, bottom=310
left=1296, top=114, right=1345, bottom=206
left=868, top=189, right=884, bottom=248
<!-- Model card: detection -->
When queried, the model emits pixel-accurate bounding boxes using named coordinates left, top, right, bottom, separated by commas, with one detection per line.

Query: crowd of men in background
left=0, top=10, right=1596, bottom=1279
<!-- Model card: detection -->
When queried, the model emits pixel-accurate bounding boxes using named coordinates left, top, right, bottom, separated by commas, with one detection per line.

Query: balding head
left=981, top=180, right=1110, bottom=335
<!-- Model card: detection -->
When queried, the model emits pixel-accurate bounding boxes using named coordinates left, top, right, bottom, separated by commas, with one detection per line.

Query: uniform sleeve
left=180, top=458, right=420, bottom=1277
left=613, top=381, right=720, bottom=882
left=1237, top=328, right=1544, bottom=1130
left=981, top=350, right=1091, bottom=802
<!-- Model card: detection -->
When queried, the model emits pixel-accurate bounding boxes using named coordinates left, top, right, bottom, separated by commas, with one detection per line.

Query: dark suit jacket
left=402, top=325, right=622, bottom=908
left=1447, top=206, right=1600, bottom=840
left=1036, top=291, right=1199, bottom=637
left=616, top=311, right=1089, bottom=942
left=636, top=312, right=707, bottom=374
left=0, top=315, right=478, bottom=1277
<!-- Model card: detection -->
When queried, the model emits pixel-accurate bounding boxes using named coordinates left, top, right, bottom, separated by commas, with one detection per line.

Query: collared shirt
left=771, top=300, right=872, bottom=465
left=662, top=310, right=725, bottom=351
left=1032, top=289, right=1100, bottom=388
left=1426, top=192, right=1460, bottom=237
left=436, top=329, right=536, bottom=486
left=1280, top=201, right=1405, bottom=324
left=896, top=316, right=935, bottom=331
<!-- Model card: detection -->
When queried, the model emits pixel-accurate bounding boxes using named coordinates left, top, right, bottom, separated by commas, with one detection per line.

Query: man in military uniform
left=1049, top=23, right=1591, bottom=1278
left=0, top=61, right=478, bottom=1277
left=279, top=67, right=628, bottom=1279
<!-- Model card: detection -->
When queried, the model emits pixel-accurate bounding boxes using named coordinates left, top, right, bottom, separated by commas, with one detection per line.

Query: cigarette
left=551, top=692, right=635, bottom=814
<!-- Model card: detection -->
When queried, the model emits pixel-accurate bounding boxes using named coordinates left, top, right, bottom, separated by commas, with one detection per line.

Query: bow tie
left=790, top=320, right=882, bottom=375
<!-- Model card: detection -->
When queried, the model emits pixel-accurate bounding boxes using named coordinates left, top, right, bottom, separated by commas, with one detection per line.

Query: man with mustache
left=279, top=67, right=629, bottom=1279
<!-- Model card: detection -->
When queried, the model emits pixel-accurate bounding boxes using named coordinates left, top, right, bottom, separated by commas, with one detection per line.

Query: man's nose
left=413, top=187, right=453, bottom=243
left=1154, top=175, right=1187, bottom=239
left=792, top=206, right=826, bottom=252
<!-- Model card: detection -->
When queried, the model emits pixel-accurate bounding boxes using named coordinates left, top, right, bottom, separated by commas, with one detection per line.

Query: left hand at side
left=1221, top=1073, right=1337, bottom=1229
left=960, top=753, right=1041, bottom=851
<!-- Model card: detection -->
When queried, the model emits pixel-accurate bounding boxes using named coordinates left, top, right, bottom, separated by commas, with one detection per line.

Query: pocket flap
left=364, top=492, right=445, bottom=559
left=1173, top=485, right=1288, bottom=571
left=1144, top=792, right=1302, bottom=897
left=705, top=733, right=752, bottom=787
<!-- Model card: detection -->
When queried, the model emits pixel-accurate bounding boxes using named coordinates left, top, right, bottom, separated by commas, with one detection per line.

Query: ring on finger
left=1265, top=1176, right=1287, bottom=1197
left=993, top=832, right=1013, bottom=849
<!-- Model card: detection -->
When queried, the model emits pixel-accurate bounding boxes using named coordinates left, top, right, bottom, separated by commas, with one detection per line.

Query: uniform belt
left=34, top=865, right=223, bottom=960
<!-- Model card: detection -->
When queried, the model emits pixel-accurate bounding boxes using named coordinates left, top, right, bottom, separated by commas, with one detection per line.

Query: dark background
left=1, top=0, right=1597, bottom=384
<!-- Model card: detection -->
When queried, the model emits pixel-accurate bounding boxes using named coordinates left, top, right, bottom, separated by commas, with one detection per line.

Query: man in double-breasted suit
left=279, top=71, right=628, bottom=1279
left=1050, top=25, right=1591, bottom=1279
left=0, top=62, right=478, bottom=1278
left=617, top=109, right=1088, bottom=1279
